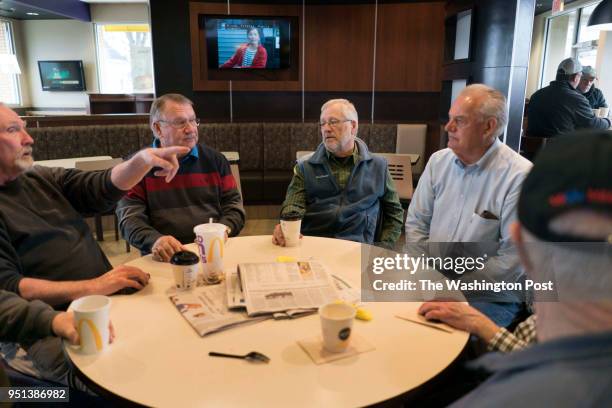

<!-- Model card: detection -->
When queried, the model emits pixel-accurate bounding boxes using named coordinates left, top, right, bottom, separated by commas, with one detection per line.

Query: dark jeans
left=470, top=301, right=521, bottom=328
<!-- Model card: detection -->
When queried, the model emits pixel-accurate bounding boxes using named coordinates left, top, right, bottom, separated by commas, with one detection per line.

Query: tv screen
left=204, top=16, right=292, bottom=69
left=38, top=60, right=86, bottom=91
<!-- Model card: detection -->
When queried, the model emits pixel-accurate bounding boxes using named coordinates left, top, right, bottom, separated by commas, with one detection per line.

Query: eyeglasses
left=319, top=119, right=351, bottom=128
left=158, top=118, right=201, bottom=129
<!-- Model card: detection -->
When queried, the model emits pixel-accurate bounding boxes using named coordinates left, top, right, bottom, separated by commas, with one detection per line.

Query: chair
left=396, top=124, right=427, bottom=178
left=520, top=136, right=549, bottom=161
left=374, top=153, right=414, bottom=205
left=75, top=158, right=130, bottom=252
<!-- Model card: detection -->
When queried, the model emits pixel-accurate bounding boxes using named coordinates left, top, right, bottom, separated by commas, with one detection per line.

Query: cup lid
left=170, top=250, right=200, bottom=265
left=193, top=223, right=227, bottom=233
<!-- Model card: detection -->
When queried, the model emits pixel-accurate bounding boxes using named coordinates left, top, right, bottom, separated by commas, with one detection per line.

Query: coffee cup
left=280, top=212, right=302, bottom=247
left=170, top=250, right=199, bottom=290
left=593, top=108, right=600, bottom=117
left=194, top=223, right=226, bottom=284
left=599, top=107, right=609, bottom=118
left=319, top=302, right=356, bottom=353
left=71, top=295, right=111, bottom=354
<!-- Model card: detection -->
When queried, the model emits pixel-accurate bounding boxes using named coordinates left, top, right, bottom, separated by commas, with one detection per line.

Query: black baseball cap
left=518, top=130, right=612, bottom=242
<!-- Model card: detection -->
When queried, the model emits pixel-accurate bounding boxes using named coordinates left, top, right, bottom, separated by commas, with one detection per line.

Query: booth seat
left=28, top=122, right=398, bottom=204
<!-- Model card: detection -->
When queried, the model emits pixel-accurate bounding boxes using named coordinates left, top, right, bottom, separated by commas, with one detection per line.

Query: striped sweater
left=116, top=144, right=245, bottom=254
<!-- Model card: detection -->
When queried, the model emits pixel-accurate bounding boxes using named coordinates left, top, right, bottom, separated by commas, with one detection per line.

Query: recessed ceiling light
left=26, top=12, right=39, bottom=16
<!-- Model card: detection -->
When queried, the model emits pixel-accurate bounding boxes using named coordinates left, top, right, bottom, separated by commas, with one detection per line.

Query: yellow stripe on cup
left=207, top=237, right=224, bottom=263
left=78, top=319, right=103, bottom=351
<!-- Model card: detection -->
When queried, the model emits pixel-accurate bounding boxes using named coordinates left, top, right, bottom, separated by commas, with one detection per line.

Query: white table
left=65, top=236, right=468, bottom=407
left=34, top=156, right=113, bottom=169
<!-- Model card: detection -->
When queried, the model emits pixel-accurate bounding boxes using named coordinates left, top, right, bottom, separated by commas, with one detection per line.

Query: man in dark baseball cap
left=450, top=130, right=612, bottom=407
left=527, top=58, right=610, bottom=138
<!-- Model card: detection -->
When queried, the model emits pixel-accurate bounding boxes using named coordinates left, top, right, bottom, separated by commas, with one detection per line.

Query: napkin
left=298, top=334, right=375, bottom=365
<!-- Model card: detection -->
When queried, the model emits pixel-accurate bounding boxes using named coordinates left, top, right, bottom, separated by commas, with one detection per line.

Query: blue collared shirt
left=405, top=139, right=532, bottom=285
left=152, top=138, right=199, bottom=163
left=451, top=331, right=612, bottom=407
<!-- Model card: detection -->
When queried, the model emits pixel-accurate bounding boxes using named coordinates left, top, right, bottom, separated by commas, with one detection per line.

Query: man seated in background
left=116, top=93, right=245, bottom=261
left=577, top=66, right=608, bottom=111
left=450, top=130, right=612, bottom=406
left=0, top=102, right=186, bottom=386
left=405, top=84, right=532, bottom=327
left=272, top=98, right=403, bottom=246
left=527, top=58, right=610, bottom=137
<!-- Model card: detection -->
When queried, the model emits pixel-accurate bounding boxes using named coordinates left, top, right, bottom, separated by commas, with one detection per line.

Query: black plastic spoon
left=208, top=351, right=270, bottom=363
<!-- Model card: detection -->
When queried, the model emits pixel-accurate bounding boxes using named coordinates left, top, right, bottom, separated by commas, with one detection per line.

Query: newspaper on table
left=236, top=260, right=342, bottom=316
left=169, top=283, right=269, bottom=337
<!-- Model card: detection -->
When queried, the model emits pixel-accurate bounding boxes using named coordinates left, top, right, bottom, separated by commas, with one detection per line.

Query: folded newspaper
left=232, top=261, right=345, bottom=317
left=168, top=284, right=269, bottom=337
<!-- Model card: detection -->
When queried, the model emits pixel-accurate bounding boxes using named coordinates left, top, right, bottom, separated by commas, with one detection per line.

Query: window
left=540, top=1, right=602, bottom=87
left=0, top=20, right=21, bottom=105
left=95, top=24, right=154, bottom=94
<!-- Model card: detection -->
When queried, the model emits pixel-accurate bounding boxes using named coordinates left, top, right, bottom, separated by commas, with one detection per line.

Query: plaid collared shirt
left=488, top=315, right=537, bottom=353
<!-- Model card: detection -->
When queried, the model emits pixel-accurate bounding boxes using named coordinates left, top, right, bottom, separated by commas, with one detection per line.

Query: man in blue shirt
left=405, top=84, right=532, bottom=327
left=451, top=130, right=612, bottom=407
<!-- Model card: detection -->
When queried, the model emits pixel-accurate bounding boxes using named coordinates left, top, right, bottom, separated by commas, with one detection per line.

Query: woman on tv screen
left=220, top=27, right=268, bottom=68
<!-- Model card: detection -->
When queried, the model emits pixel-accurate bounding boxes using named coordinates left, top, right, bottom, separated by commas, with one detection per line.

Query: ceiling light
left=588, top=0, right=612, bottom=31
left=26, top=12, right=39, bottom=16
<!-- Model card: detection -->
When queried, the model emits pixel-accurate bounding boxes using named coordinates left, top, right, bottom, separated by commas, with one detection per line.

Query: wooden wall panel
left=375, top=2, right=445, bottom=92
left=304, top=4, right=376, bottom=92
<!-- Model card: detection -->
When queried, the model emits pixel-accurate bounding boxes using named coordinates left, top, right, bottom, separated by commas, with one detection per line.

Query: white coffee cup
left=599, top=107, right=609, bottom=118
left=170, top=251, right=199, bottom=290
left=319, top=302, right=356, bottom=353
left=71, top=295, right=110, bottom=354
left=593, top=108, right=600, bottom=117
left=280, top=218, right=302, bottom=247
left=194, top=223, right=226, bottom=284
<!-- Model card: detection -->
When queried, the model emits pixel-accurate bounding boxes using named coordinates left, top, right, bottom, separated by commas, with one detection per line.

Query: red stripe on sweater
left=145, top=173, right=224, bottom=192
left=221, top=174, right=237, bottom=192
left=126, top=183, right=145, bottom=201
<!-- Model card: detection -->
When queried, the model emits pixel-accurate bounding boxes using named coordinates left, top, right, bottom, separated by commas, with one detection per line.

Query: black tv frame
left=38, top=60, right=86, bottom=92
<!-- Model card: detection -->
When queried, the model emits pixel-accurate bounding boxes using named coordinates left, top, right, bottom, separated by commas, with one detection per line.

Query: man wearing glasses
left=117, top=93, right=245, bottom=261
left=577, top=66, right=608, bottom=111
left=272, top=98, right=403, bottom=246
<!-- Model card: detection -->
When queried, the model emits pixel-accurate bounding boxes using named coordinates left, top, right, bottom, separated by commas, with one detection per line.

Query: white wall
left=15, top=3, right=149, bottom=109
left=596, top=31, right=612, bottom=110
left=90, top=3, right=149, bottom=23
left=21, top=19, right=97, bottom=109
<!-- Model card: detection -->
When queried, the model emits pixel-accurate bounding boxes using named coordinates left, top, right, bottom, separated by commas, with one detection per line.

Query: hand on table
left=152, top=235, right=186, bottom=262
left=271, top=224, right=303, bottom=246
left=418, top=301, right=500, bottom=342
left=52, top=311, right=115, bottom=345
left=90, top=265, right=150, bottom=295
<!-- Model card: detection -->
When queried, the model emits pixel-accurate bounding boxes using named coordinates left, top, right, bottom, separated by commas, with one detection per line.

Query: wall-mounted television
left=38, top=60, right=86, bottom=92
left=203, top=15, right=292, bottom=70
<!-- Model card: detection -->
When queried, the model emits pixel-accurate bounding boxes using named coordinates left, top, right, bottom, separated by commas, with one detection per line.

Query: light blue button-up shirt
left=405, top=139, right=532, bottom=289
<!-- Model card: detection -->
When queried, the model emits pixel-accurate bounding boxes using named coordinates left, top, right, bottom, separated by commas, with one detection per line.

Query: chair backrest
left=296, top=151, right=314, bottom=160
left=396, top=124, right=427, bottom=176
left=74, top=158, right=123, bottom=171
left=374, top=153, right=413, bottom=200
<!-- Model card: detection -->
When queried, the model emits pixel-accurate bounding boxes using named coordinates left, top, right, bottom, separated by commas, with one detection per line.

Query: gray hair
left=321, top=99, right=358, bottom=123
left=460, top=84, right=508, bottom=140
left=150, top=93, right=194, bottom=130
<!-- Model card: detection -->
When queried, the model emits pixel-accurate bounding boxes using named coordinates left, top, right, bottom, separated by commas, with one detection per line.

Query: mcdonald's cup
left=194, top=223, right=226, bottom=284
left=71, top=295, right=111, bottom=354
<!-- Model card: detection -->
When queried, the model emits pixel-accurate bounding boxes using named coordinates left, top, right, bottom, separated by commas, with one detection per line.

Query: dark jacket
left=298, top=138, right=386, bottom=243
left=527, top=80, right=610, bottom=138
left=582, top=86, right=608, bottom=109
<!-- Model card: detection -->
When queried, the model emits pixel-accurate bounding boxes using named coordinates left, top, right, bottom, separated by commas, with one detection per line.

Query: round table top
left=65, top=236, right=468, bottom=407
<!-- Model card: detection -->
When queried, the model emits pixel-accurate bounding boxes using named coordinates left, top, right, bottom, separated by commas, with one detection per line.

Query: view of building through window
left=0, top=20, right=20, bottom=105
left=95, top=24, right=154, bottom=94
